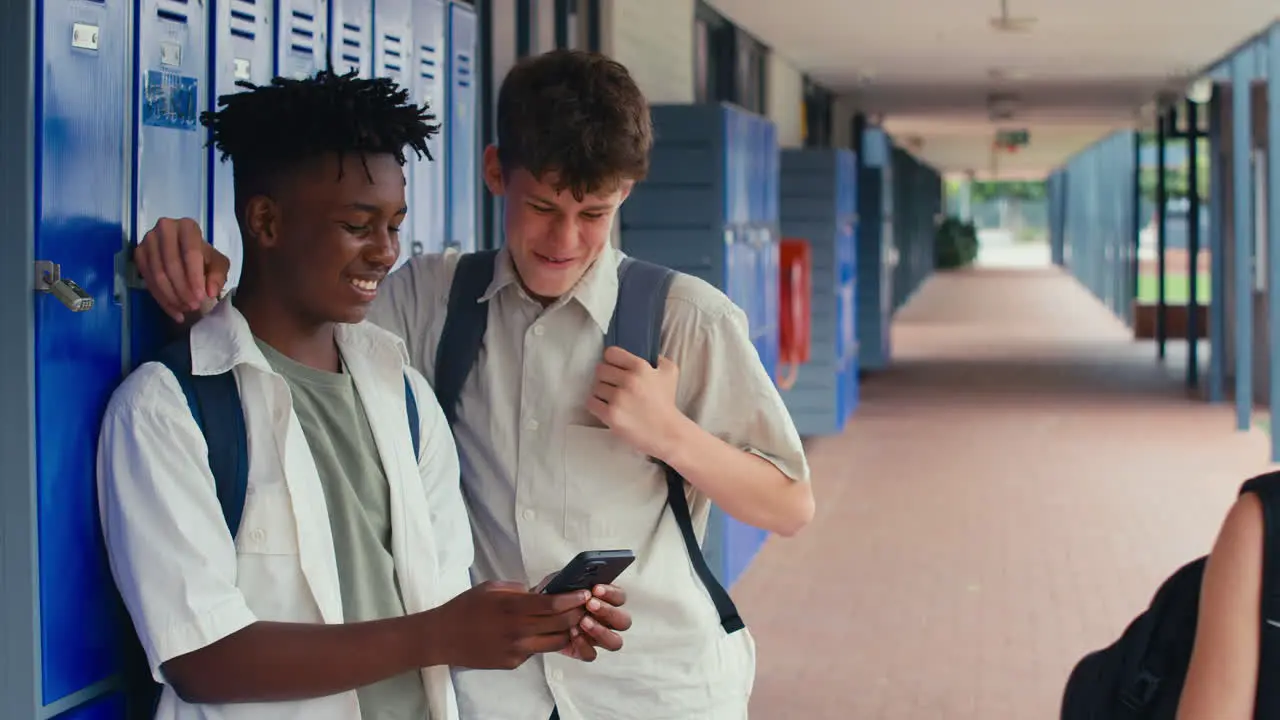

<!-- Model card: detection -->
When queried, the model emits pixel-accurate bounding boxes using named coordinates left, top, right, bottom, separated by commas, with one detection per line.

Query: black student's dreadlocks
left=200, top=68, right=440, bottom=191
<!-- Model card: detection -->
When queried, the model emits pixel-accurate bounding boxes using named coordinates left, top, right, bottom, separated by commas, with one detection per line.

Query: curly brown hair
left=495, top=49, right=652, bottom=200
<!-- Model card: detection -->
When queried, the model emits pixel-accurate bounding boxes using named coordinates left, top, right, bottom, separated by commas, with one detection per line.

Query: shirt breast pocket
left=234, top=478, right=301, bottom=556
left=233, top=477, right=310, bottom=621
left=562, top=424, right=668, bottom=543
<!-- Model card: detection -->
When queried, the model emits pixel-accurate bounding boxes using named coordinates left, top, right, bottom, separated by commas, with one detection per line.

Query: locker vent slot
left=288, top=3, right=318, bottom=56
left=156, top=0, right=189, bottom=25
left=419, top=43, right=437, bottom=80
left=383, top=34, right=402, bottom=55
left=229, top=0, right=259, bottom=40
left=381, top=33, right=403, bottom=74
left=454, top=50, right=471, bottom=83
left=340, top=20, right=363, bottom=66
left=455, top=51, right=471, bottom=88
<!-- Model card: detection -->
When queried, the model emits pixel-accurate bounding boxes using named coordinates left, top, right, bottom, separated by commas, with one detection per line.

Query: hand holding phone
left=534, top=550, right=635, bottom=662
left=538, top=550, right=636, bottom=595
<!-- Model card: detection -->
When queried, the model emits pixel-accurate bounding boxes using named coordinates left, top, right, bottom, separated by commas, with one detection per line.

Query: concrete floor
left=735, top=265, right=1275, bottom=719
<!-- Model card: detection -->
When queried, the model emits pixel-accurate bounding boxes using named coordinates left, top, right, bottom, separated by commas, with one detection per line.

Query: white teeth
left=351, top=279, right=378, bottom=292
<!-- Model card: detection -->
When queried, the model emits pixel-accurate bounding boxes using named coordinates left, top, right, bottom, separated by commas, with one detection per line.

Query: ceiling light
left=987, top=91, right=1021, bottom=120
left=989, top=67, right=1030, bottom=81
left=989, top=0, right=1037, bottom=33
left=1187, top=77, right=1213, bottom=104
left=990, top=16, right=1036, bottom=32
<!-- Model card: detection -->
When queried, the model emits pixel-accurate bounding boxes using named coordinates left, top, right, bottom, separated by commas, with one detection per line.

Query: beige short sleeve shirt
left=369, top=244, right=811, bottom=720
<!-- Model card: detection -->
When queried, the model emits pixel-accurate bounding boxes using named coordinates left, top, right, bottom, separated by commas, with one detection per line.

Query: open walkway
left=736, top=265, right=1274, bottom=719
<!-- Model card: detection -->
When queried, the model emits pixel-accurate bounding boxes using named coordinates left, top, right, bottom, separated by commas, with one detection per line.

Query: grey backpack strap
left=433, top=250, right=498, bottom=425
left=606, top=258, right=745, bottom=634
left=605, top=257, right=671, bottom=363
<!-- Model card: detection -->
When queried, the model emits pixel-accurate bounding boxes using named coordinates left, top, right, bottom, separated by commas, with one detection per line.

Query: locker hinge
left=114, top=248, right=148, bottom=305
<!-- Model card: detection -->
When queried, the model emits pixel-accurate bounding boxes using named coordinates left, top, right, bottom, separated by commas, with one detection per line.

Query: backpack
left=1060, top=470, right=1280, bottom=719
left=432, top=249, right=745, bottom=635
left=119, top=335, right=424, bottom=718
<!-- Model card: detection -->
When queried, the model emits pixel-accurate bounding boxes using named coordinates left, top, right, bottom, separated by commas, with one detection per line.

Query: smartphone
left=539, top=549, right=636, bottom=594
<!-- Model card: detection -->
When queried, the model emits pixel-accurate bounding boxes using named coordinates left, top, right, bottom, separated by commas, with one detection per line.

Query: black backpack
left=1060, top=470, right=1280, bottom=719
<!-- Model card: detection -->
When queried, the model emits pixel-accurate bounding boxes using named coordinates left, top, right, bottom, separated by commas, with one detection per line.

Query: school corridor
left=735, top=263, right=1274, bottom=719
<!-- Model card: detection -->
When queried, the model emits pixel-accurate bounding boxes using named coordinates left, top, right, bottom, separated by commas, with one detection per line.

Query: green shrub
left=935, top=217, right=979, bottom=270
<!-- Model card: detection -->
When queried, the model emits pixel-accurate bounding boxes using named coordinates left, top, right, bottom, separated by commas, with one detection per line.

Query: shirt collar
left=188, top=297, right=411, bottom=377
left=479, top=244, right=621, bottom=334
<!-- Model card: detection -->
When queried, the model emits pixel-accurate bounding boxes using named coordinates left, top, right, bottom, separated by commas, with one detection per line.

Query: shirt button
left=521, top=508, right=536, bottom=521
left=526, top=419, right=539, bottom=431
left=251, top=528, right=266, bottom=545
left=533, top=324, right=546, bottom=336
left=550, top=668, right=564, bottom=681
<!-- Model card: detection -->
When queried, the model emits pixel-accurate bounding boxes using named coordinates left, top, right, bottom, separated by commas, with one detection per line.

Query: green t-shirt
left=257, top=340, right=429, bottom=720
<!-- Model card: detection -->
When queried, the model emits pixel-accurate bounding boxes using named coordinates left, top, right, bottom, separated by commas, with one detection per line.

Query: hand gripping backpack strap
left=1241, top=470, right=1280, bottom=718
left=607, top=257, right=746, bottom=634
left=154, top=337, right=249, bottom=537
left=434, top=250, right=499, bottom=425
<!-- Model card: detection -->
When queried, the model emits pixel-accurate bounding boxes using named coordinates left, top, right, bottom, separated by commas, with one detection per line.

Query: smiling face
left=240, top=151, right=407, bottom=325
left=483, top=146, right=632, bottom=302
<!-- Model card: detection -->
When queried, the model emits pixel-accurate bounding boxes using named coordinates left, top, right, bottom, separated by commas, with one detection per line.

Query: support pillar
left=1209, top=84, right=1226, bottom=403
left=1267, top=25, right=1280, bottom=458
left=1188, top=98, right=1202, bottom=389
left=1233, top=52, right=1255, bottom=431
left=1157, top=109, right=1169, bottom=359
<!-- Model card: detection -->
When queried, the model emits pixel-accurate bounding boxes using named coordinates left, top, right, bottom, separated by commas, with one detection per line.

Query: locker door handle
left=34, top=261, right=94, bottom=312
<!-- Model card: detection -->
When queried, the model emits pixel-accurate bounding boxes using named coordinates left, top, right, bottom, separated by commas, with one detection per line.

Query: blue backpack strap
left=433, top=250, right=498, bottom=425
left=607, top=257, right=745, bottom=635
left=404, top=374, right=421, bottom=461
left=1240, top=470, right=1280, bottom=717
left=153, top=337, right=249, bottom=538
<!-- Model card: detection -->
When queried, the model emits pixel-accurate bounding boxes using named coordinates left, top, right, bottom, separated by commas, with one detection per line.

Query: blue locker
left=746, top=115, right=761, bottom=224
left=620, top=102, right=777, bottom=349
left=888, top=147, right=939, bottom=311
left=856, top=127, right=894, bottom=371
left=445, top=1, right=476, bottom=252
left=759, top=121, right=781, bottom=382
left=619, top=102, right=779, bottom=587
left=210, top=0, right=272, bottom=289
left=409, top=0, right=447, bottom=259
left=835, top=152, right=859, bottom=423
left=50, top=692, right=126, bottom=720
left=765, top=122, right=780, bottom=224
left=35, top=0, right=130, bottom=705
left=331, top=0, right=372, bottom=77
left=277, top=0, right=328, bottom=80
left=778, top=148, right=860, bottom=437
left=372, top=0, right=414, bottom=267
left=723, top=520, right=768, bottom=589
left=130, top=0, right=209, bottom=367
left=729, top=111, right=748, bottom=226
